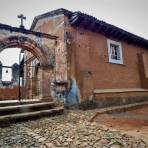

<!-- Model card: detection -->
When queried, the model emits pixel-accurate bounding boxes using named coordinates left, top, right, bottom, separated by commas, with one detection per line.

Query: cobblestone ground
left=0, top=110, right=147, bottom=148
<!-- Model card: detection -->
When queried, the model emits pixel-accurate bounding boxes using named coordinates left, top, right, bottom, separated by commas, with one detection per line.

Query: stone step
left=0, top=100, right=44, bottom=107
left=0, top=107, right=64, bottom=126
left=0, top=102, right=55, bottom=116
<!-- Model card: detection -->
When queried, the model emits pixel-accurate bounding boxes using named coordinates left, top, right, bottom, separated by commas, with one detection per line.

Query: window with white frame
left=107, top=39, right=123, bottom=64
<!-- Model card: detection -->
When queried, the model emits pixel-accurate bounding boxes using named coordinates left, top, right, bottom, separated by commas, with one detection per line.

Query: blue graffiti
left=65, top=79, right=79, bottom=106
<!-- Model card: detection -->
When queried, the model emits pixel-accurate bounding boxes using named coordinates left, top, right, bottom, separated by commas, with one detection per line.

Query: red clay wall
left=0, top=87, right=20, bottom=100
left=65, top=23, right=148, bottom=100
left=138, top=53, right=148, bottom=88
left=33, top=15, right=148, bottom=102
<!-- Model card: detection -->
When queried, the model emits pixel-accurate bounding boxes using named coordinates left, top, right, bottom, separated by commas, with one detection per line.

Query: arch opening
left=0, top=35, right=52, bottom=101
left=0, top=36, right=49, bottom=67
left=0, top=46, right=42, bottom=100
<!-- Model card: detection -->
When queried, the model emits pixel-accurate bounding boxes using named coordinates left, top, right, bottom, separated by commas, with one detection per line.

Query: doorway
left=0, top=48, right=42, bottom=101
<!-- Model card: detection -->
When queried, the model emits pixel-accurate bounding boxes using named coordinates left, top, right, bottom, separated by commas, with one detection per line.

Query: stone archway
left=0, top=35, right=54, bottom=100
left=0, top=36, right=48, bottom=67
left=0, top=23, right=62, bottom=101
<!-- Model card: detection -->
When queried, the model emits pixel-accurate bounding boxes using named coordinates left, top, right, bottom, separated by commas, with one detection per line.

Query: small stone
left=45, top=142, right=55, bottom=148
left=82, top=138, right=88, bottom=141
left=40, top=144, right=47, bottom=148
left=75, top=140, right=81, bottom=145
left=80, top=142, right=88, bottom=147
left=102, top=146, right=108, bottom=148
left=66, top=138, right=73, bottom=142
left=34, top=129, right=40, bottom=134
left=89, top=142, right=94, bottom=146
left=38, top=137, right=46, bottom=143
left=63, top=142, right=69, bottom=146
left=110, top=144, right=121, bottom=148
left=55, top=141, right=61, bottom=146
left=99, top=139, right=109, bottom=145
left=34, top=135, right=42, bottom=139
left=58, top=136, right=63, bottom=142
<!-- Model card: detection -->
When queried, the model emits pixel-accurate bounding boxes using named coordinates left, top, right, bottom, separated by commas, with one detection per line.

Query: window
left=107, top=39, right=123, bottom=64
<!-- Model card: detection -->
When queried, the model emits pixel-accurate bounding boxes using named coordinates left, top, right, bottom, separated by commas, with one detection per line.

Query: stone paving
left=0, top=110, right=147, bottom=148
left=94, top=105, right=148, bottom=144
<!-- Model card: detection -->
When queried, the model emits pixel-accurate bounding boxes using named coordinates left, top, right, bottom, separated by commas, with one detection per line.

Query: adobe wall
left=33, top=15, right=65, bottom=41
left=0, top=87, right=22, bottom=100
left=32, top=15, right=68, bottom=100
left=138, top=53, right=148, bottom=88
left=31, top=15, right=148, bottom=103
left=64, top=17, right=148, bottom=101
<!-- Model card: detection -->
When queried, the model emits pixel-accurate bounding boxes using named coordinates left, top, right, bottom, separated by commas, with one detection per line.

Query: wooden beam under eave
left=96, top=21, right=106, bottom=33
left=91, top=20, right=100, bottom=32
left=117, top=32, right=126, bottom=40
left=96, top=24, right=107, bottom=35
left=137, top=39, right=148, bottom=48
left=87, top=22, right=97, bottom=32
left=121, top=34, right=131, bottom=42
left=91, top=21, right=99, bottom=32
left=80, top=18, right=90, bottom=29
left=142, top=41, right=148, bottom=49
left=104, top=27, right=112, bottom=36
left=127, top=37, right=134, bottom=44
left=132, top=37, right=139, bottom=45
left=111, top=30, right=120, bottom=39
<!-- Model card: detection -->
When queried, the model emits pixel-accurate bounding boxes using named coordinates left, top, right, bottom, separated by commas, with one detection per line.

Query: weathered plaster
left=55, top=41, right=67, bottom=82
left=0, top=24, right=58, bottom=100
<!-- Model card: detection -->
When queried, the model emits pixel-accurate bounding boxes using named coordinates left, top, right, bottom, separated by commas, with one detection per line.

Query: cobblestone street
left=94, top=105, right=148, bottom=145
left=0, top=110, right=147, bottom=148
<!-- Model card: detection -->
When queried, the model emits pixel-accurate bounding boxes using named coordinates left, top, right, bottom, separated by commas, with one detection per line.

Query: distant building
left=12, top=63, right=19, bottom=85
left=0, top=62, right=20, bottom=87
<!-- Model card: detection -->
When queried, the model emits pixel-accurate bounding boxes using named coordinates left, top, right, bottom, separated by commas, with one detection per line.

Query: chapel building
left=23, top=8, right=148, bottom=107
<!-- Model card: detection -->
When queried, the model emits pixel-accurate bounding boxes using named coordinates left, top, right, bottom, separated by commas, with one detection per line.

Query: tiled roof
left=31, top=8, right=148, bottom=49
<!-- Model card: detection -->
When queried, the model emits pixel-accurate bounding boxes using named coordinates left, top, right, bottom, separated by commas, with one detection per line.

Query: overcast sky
left=0, top=0, right=148, bottom=66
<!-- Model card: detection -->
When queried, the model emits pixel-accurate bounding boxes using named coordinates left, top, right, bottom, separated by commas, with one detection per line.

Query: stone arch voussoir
left=0, top=36, right=49, bottom=66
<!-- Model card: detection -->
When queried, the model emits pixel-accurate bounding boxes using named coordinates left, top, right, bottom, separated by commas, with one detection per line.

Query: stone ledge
left=90, top=101, right=148, bottom=122
left=93, top=88, right=148, bottom=94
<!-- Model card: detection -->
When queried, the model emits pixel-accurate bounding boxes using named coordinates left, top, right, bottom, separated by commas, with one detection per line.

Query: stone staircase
left=0, top=100, right=64, bottom=126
